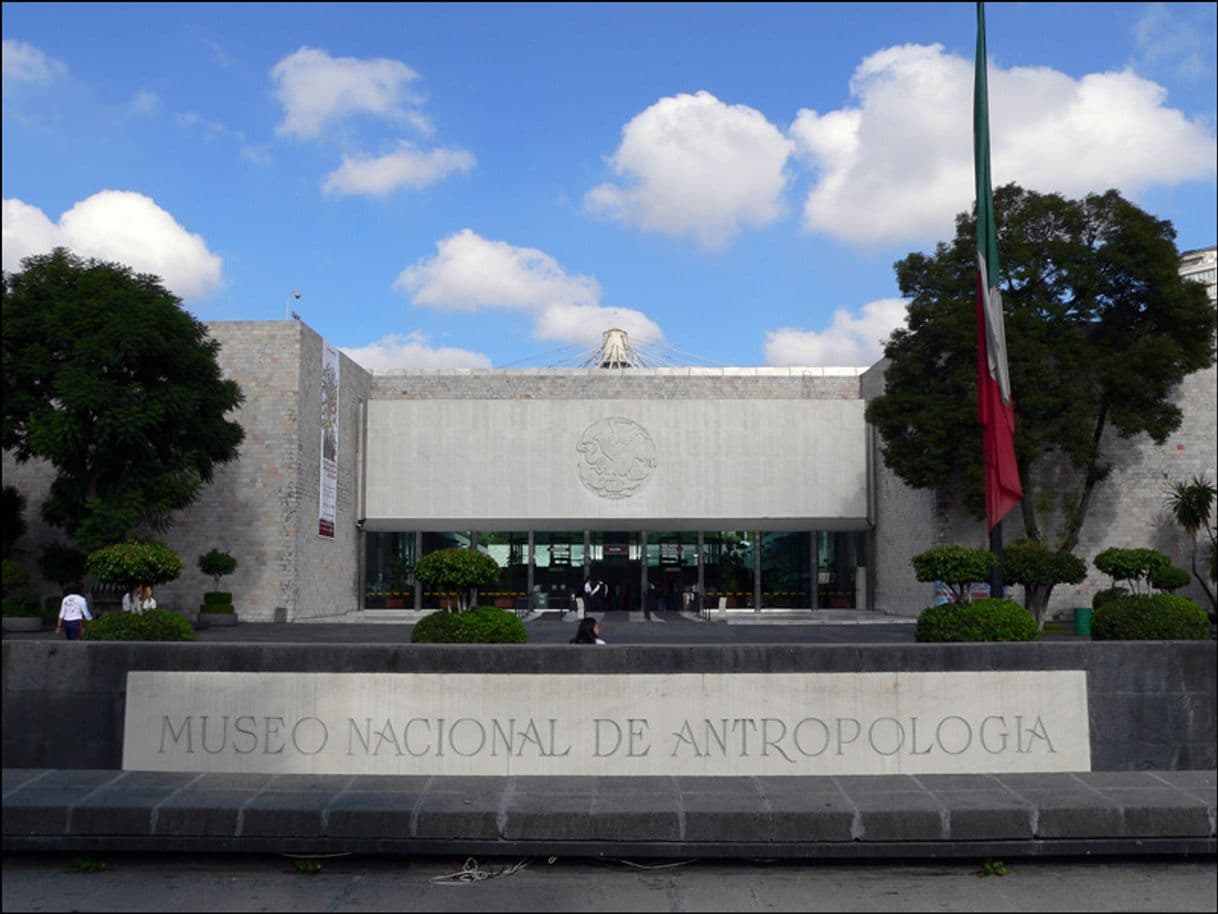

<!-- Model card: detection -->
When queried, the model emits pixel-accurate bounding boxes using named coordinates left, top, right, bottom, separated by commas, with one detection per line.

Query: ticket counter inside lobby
left=362, top=528, right=868, bottom=613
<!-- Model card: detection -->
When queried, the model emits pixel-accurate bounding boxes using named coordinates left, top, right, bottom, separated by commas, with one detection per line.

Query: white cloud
left=2, top=191, right=223, bottom=300
left=1134, top=3, right=1212, bottom=82
left=128, top=89, right=160, bottom=116
left=1, top=39, right=67, bottom=87
left=764, top=298, right=907, bottom=367
left=341, top=331, right=492, bottom=370
left=322, top=143, right=475, bottom=196
left=585, top=90, right=794, bottom=250
left=395, top=229, right=663, bottom=347
left=271, top=46, right=431, bottom=140
left=792, top=43, right=1217, bottom=245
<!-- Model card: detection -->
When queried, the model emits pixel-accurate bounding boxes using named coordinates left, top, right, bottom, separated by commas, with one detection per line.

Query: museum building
left=4, top=252, right=1215, bottom=621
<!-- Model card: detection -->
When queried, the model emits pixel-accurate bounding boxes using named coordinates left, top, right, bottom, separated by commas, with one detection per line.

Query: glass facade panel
left=534, top=532, right=586, bottom=610
left=645, top=531, right=698, bottom=612
left=760, top=531, right=812, bottom=608
left=702, top=530, right=756, bottom=609
left=817, top=531, right=867, bottom=608
left=589, top=530, right=641, bottom=611
left=476, top=532, right=529, bottom=611
left=364, top=532, right=415, bottom=608
left=420, top=531, right=472, bottom=609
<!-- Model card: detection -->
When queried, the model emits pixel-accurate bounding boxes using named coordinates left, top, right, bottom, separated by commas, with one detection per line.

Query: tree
left=999, top=540, right=1086, bottom=628
left=87, top=540, right=183, bottom=591
left=910, top=545, right=996, bottom=605
left=413, top=547, right=501, bottom=613
left=866, top=185, right=1215, bottom=594
left=1, top=485, right=27, bottom=561
left=197, top=548, right=238, bottom=593
left=2, top=248, right=245, bottom=552
left=1163, top=476, right=1217, bottom=615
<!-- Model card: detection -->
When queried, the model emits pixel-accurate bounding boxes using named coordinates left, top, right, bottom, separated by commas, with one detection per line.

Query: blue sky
left=3, top=2, right=1215, bottom=370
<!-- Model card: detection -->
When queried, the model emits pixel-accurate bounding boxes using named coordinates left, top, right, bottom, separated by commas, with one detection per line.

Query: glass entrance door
left=590, top=530, right=640, bottom=612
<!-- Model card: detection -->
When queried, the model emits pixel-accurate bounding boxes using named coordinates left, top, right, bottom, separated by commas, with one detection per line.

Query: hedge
left=83, top=608, right=198, bottom=642
left=914, top=597, right=1040, bottom=643
left=1091, top=594, right=1210, bottom=641
left=411, top=605, right=528, bottom=644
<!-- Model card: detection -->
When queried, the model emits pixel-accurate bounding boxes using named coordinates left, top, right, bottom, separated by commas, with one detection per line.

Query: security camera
left=293, top=290, right=302, bottom=300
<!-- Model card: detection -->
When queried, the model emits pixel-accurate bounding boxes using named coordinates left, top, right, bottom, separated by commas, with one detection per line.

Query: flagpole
left=975, top=0, right=1018, bottom=597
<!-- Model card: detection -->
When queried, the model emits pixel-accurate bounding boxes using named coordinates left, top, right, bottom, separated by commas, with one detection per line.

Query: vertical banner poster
left=319, top=342, right=340, bottom=538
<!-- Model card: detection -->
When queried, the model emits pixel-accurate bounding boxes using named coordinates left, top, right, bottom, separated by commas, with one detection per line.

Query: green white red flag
left=974, top=1, right=1022, bottom=530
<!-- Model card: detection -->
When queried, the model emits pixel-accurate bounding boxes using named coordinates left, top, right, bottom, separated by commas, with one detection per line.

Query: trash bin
left=534, top=591, right=549, bottom=610
left=1073, top=607, right=1093, bottom=637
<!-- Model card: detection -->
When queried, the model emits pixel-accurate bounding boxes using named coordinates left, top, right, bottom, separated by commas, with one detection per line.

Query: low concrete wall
left=3, top=641, right=1214, bottom=772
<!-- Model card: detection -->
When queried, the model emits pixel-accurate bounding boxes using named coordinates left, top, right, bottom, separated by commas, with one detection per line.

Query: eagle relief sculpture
left=576, top=417, right=657, bottom=499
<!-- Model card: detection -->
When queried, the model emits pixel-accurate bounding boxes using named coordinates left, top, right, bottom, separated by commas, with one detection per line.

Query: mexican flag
left=974, top=1, right=1022, bottom=530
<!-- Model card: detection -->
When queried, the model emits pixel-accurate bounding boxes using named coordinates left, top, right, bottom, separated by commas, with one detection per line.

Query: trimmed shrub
left=202, top=591, right=233, bottom=604
left=1091, top=594, right=1210, bottom=641
left=413, top=548, right=502, bottom=612
left=460, top=605, right=528, bottom=644
left=1149, top=564, right=1191, bottom=593
left=910, top=545, right=996, bottom=604
left=3, top=586, right=42, bottom=617
left=87, top=541, right=183, bottom=588
left=2, top=559, right=30, bottom=595
left=411, top=605, right=528, bottom=644
left=915, top=597, right=1040, bottom=643
left=198, top=549, right=238, bottom=590
left=411, top=609, right=467, bottom=643
left=1092, top=586, right=1128, bottom=610
left=1093, top=547, right=1174, bottom=595
left=83, top=608, right=198, bottom=642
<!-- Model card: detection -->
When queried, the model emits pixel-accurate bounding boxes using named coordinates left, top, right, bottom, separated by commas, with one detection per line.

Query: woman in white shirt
left=56, top=583, right=93, bottom=641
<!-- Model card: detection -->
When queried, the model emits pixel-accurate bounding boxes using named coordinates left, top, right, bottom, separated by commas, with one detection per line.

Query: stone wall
left=4, top=640, right=1212, bottom=773
left=861, top=358, right=1217, bottom=618
left=2, top=320, right=369, bottom=622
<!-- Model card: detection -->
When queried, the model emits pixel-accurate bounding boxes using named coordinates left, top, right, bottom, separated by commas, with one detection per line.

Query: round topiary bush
left=1092, top=586, right=1128, bottom=610
left=460, top=605, right=528, bottom=643
left=410, top=606, right=529, bottom=644
left=83, top=608, right=198, bottom=642
left=411, top=609, right=468, bottom=643
left=1091, top=594, right=1210, bottom=641
left=915, top=597, right=1040, bottom=643
left=3, top=586, right=42, bottom=617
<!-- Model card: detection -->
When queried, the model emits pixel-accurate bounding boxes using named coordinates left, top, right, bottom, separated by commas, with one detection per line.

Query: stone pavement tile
left=843, top=791, right=947, bottom=842
left=192, top=772, right=278, bottom=790
left=154, top=789, right=254, bottom=836
left=413, top=783, right=506, bottom=840
left=930, top=790, right=1036, bottom=841
left=1, top=768, right=53, bottom=793
left=2, top=788, right=70, bottom=835
left=502, top=790, right=595, bottom=841
left=240, top=791, right=336, bottom=838
left=756, top=778, right=856, bottom=843
left=590, top=789, right=681, bottom=841
left=1092, top=786, right=1213, bottom=837
left=1004, top=788, right=1126, bottom=839
left=325, top=789, right=423, bottom=839
left=675, top=779, right=773, bottom=843
left=70, top=788, right=175, bottom=836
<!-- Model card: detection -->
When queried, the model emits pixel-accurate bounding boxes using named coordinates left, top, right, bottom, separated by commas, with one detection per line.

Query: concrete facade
left=3, top=303, right=1214, bottom=620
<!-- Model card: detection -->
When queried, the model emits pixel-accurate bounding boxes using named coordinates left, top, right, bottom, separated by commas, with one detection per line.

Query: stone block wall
left=863, top=357, right=1217, bottom=618
left=2, top=319, right=369, bottom=622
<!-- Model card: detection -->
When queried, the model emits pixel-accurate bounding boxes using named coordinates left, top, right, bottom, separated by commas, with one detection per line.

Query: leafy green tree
left=86, top=540, right=183, bottom=591
left=413, top=547, right=501, bottom=613
left=866, top=184, right=1215, bottom=598
left=999, top=540, right=1086, bottom=628
left=910, top=545, right=996, bottom=605
left=37, top=542, right=88, bottom=593
left=197, top=548, right=238, bottom=592
left=2, top=248, right=244, bottom=552
left=1163, top=476, right=1216, bottom=614
left=1, top=485, right=27, bottom=560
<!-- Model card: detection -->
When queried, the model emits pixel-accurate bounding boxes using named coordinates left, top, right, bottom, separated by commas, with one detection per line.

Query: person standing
left=56, top=582, right=93, bottom=641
